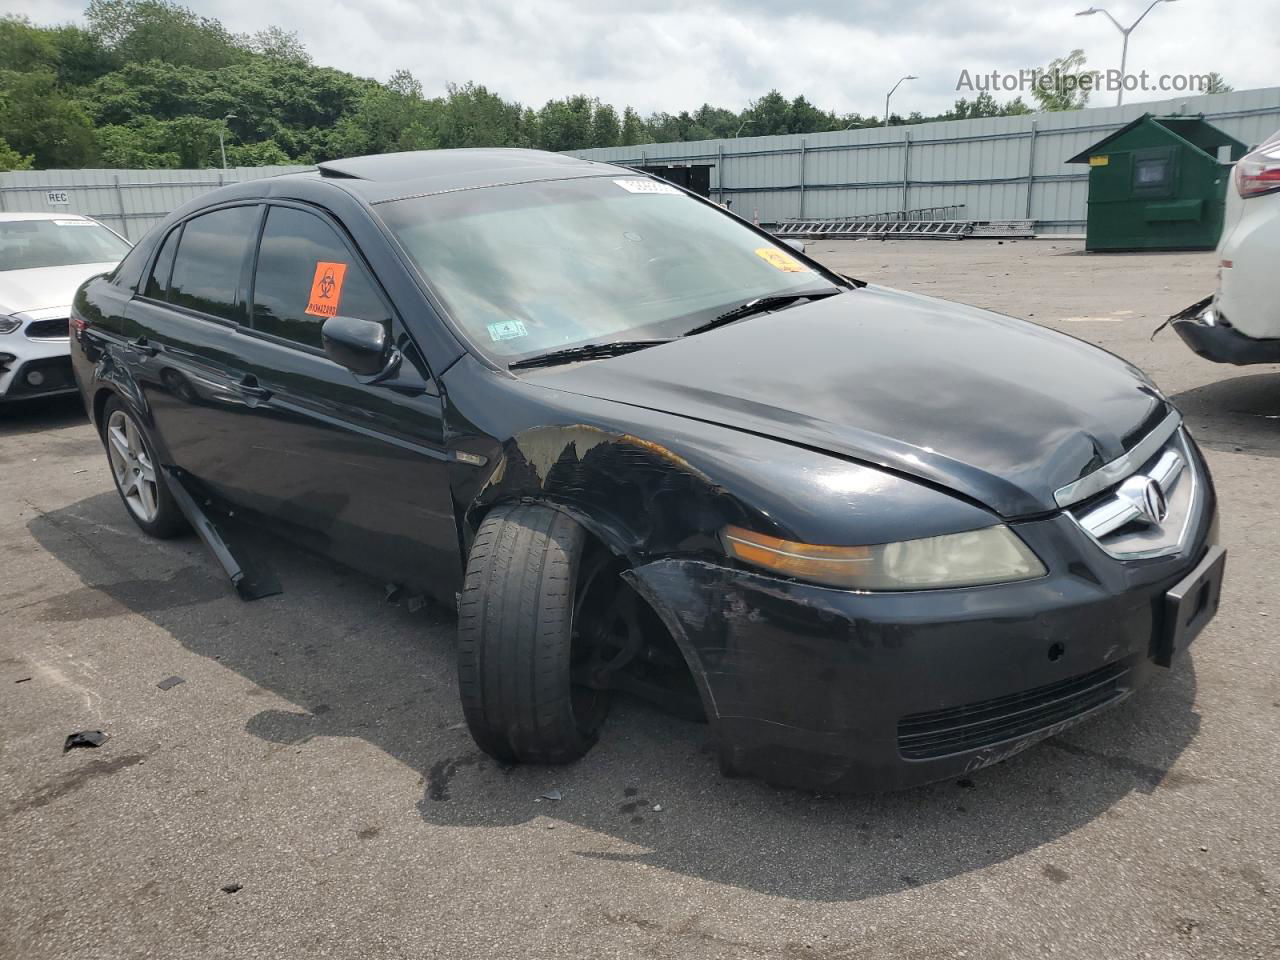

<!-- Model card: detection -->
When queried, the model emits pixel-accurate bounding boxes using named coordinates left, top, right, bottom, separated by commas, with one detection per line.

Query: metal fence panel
left=0, top=165, right=311, bottom=240
left=572, top=87, right=1280, bottom=232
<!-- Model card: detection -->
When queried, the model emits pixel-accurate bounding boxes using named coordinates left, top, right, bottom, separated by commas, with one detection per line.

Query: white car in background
left=1, top=213, right=131, bottom=403
left=1171, top=129, right=1280, bottom=364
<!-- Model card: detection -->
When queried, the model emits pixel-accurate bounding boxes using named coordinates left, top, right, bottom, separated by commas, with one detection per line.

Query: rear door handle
left=128, top=336, right=159, bottom=357
left=235, top=375, right=273, bottom=404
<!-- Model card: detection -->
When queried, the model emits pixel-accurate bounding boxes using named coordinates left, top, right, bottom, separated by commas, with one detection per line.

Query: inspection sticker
left=754, top=247, right=810, bottom=273
left=487, top=319, right=528, bottom=342
left=613, top=178, right=681, bottom=195
left=305, top=261, right=347, bottom=317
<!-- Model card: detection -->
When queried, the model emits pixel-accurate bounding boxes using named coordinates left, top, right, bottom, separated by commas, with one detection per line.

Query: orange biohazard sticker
left=305, top=261, right=348, bottom=317
left=754, top=247, right=809, bottom=273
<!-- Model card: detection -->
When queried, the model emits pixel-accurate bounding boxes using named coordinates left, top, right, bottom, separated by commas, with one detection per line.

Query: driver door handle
left=235, top=375, right=273, bottom=403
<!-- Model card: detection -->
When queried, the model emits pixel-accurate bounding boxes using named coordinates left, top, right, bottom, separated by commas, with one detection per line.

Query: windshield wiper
left=508, top=339, right=671, bottom=371
left=682, top=289, right=843, bottom=338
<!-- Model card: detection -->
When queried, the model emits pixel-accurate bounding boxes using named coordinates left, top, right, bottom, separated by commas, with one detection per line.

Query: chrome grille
left=1068, top=429, right=1199, bottom=560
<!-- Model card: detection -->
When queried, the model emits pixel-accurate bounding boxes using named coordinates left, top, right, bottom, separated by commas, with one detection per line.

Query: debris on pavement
left=14, top=677, right=31, bottom=684
left=63, top=730, right=109, bottom=752
left=652, top=804, right=663, bottom=812
left=156, top=675, right=186, bottom=691
left=219, top=883, right=243, bottom=894
left=535, top=789, right=562, bottom=802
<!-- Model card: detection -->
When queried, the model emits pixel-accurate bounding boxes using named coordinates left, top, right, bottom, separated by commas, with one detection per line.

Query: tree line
left=0, top=2, right=1229, bottom=172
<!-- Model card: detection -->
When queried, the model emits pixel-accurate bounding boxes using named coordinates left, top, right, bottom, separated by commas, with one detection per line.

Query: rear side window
left=168, top=205, right=259, bottom=322
left=251, top=205, right=391, bottom=350
left=144, top=226, right=180, bottom=300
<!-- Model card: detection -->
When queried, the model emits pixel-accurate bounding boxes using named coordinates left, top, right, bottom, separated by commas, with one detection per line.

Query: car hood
left=526, top=285, right=1168, bottom=518
left=0, top=262, right=118, bottom=316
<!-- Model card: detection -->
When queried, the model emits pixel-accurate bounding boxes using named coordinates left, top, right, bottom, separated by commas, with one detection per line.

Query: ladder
left=775, top=219, right=975, bottom=240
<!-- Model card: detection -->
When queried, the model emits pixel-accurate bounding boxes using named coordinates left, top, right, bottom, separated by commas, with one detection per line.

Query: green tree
left=590, top=103, right=620, bottom=148
left=0, top=137, right=34, bottom=171
left=225, top=139, right=291, bottom=166
left=249, top=26, right=309, bottom=65
left=1203, top=72, right=1233, bottom=95
left=1031, top=49, right=1098, bottom=111
left=0, top=71, right=97, bottom=167
left=536, top=95, right=596, bottom=151
left=436, top=82, right=527, bottom=148
left=95, top=119, right=180, bottom=167
left=87, top=0, right=246, bottom=69
left=620, top=106, right=646, bottom=146
left=741, top=90, right=791, bottom=135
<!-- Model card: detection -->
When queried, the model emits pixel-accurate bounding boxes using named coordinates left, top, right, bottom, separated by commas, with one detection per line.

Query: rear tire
left=457, top=503, right=610, bottom=765
left=101, top=396, right=187, bottom=539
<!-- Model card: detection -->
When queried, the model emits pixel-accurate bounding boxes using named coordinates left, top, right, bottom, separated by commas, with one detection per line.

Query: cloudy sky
left=13, top=0, right=1280, bottom=117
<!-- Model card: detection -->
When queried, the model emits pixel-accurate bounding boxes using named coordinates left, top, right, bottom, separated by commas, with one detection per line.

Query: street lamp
left=884, top=75, right=918, bottom=128
left=1076, top=1, right=1178, bottom=106
left=219, top=113, right=237, bottom=170
left=734, top=118, right=755, bottom=138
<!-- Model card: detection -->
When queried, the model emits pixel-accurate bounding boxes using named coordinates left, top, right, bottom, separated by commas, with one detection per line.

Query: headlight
left=720, top=524, right=1046, bottom=591
left=0, top=315, right=22, bottom=335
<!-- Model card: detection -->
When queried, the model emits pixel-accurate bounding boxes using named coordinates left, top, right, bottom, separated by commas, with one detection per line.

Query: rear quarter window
left=168, top=205, right=260, bottom=323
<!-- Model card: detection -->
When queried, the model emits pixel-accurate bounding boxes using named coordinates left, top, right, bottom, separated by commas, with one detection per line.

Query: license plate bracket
left=1156, top=545, right=1226, bottom=666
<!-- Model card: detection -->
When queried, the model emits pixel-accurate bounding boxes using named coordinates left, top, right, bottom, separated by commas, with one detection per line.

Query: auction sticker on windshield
left=613, top=179, right=682, bottom=195
left=754, top=247, right=810, bottom=272
left=487, top=319, right=528, bottom=341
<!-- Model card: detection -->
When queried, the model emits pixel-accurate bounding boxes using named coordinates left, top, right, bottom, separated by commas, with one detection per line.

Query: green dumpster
left=1068, top=114, right=1248, bottom=252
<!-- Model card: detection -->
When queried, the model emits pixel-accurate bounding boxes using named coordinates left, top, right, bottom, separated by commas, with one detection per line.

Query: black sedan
left=70, top=149, right=1225, bottom=791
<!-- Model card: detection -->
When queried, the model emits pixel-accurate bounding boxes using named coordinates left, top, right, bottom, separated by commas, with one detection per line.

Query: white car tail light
left=1235, top=137, right=1280, bottom=199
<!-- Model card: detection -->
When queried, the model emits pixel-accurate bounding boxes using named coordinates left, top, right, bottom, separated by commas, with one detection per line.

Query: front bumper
left=0, top=333, right=76, bottom=401
left=628, top=488, right=1218, bottom=793
left=1169, top=296, right=1280, bottom=366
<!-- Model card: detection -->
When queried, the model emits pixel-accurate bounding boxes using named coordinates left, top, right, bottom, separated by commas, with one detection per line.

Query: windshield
left=0, top=218, right=131, bottom=272
left=377, top=176, right=839, bottom=362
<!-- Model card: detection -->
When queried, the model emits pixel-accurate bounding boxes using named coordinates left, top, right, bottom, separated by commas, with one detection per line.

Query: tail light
left=1235, top=137, right=1280, bottom=199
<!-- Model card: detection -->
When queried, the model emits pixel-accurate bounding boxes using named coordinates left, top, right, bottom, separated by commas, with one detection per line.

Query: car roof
left=306, top=148, right=636, bottom=205
left=0, top=212, right=93, bottom=223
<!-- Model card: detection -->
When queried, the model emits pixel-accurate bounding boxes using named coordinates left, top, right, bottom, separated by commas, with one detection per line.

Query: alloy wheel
left=106, top=409, right=160, bottom=524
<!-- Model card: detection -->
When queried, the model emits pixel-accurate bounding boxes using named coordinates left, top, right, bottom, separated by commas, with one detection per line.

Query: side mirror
left=781, top=238, right=808, bottom=254
left=322, top=315, right=389, bottom=377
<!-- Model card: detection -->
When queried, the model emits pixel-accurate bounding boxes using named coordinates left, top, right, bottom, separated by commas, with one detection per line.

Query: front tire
left=101, top=397, right=187, bottom=539
left=457, top=503, right=610, bottom=765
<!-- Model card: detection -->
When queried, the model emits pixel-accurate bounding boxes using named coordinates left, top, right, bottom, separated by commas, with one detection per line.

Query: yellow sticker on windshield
left=754, top=247, right=809, bottom=273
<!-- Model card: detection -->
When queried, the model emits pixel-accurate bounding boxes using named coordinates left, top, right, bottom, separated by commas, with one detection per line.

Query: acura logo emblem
left=1138, top=477, right=1168, bottom=523
left=1118, top=473, right=1169, bottom=526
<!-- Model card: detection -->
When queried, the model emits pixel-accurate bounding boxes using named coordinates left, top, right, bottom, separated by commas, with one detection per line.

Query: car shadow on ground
left=0, top=394, right=89, bottom=435
left=27, top=491, right=1202, bottom=903
left=1169, top=371, right=1280, bottom=459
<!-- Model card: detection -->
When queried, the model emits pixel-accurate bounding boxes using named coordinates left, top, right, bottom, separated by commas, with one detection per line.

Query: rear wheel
left=457, top=503, right=611, bottom=764
left=101, top=397, right=187, bottom=539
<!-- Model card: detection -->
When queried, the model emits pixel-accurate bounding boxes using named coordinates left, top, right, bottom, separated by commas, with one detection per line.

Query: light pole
left=219, top=113, right=237, bottom=169
left=1076, top=1, right=1178, bottom=106
left=734, top=118, right=755, bottom=138
left=884, top=75, right=918, bottom=128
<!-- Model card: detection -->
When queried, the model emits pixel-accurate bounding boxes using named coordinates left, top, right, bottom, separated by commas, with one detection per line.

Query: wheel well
left=91, top=388, right=114, bottom=436
left=568, top=519, right=706, bottom=724
left=471, top=498, right=706, bottom=723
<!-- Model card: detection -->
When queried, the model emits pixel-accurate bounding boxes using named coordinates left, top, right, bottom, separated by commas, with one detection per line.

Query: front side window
left=0, top=218, right=131, bottom=272
left=376, top=176, right=840, bottom=362
left=168, top=205, right=260, bottom=322
left=251, top=205, right=391, bottom=350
